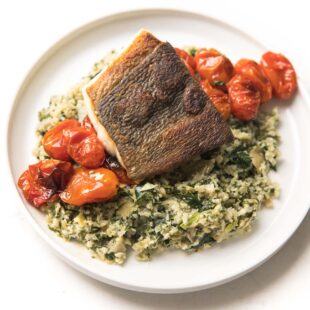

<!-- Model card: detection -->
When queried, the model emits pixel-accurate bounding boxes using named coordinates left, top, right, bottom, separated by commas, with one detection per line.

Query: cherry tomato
left=64, top=127, right=105, bottom=168
left=195, top=48, right=234, bottom=84
left=235, top=59, right=272, bottom=103
left=60, top=167, right=119, bottom=206
left=260, top=51, right=297, bottom=99
left=104, top=156, right=132, bottom=184
left=42, top=119, right=80, bottom=161
left=175, top=48, right=196, bottom=77
left=200, top=80, right=231, bottom=120
left=81, top=116, right=96, bottom=134
left=18, top=160, right=73, bottom=207
left=227, top=74, right=261, bottom=121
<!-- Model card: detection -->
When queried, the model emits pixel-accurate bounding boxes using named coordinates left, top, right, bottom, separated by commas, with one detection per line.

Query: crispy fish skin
left=96, top=41, right=233, bottom=181
left=83, top=30, right=161, bottom=159
left=86, top=30, right=161, bottom=107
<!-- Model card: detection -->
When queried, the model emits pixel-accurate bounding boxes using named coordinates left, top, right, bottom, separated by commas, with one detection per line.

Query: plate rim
left=6, top=7, right=310, bottom=294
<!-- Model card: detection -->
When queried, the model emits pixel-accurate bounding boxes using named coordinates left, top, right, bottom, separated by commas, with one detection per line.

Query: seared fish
left=83, top=30, right=233, bottom=181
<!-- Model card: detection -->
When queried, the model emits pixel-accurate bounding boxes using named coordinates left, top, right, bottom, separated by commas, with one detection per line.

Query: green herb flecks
left=189, top=47, right=197, bottom=57
left=176, top=191, right=203, bottom=210
left=228, top=143, right=253, bottom=169
left=213, top=80, right=225, bottom=87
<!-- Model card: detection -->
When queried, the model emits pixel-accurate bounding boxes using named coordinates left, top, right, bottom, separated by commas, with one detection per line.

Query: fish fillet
left=83, top=30, right=233, bottom=181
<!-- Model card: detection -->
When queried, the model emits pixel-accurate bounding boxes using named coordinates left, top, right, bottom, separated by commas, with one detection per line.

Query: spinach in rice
left=36, top=51, right=280, bottom=265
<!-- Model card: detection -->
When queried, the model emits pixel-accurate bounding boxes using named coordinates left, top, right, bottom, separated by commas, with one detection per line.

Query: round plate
left=7, top=9, right=310, bottom=293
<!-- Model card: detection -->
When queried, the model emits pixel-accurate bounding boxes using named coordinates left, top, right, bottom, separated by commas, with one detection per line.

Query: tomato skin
left=260, top=52, right=297, bottom=100
left=175, top=48, right=196, bottom=77
left=227, top=74, right=261, bottom=121
left=42, top=119, right=80, bottom=161
left=42, top=118, right=105, bottom=168
left=235, top=59, right=272, bottom=103
left=200, top=80, right=231, bottom=120
left=18, top=170, right=54, bottom=207
left=81, top=116, right=96, bottom=133
left=195, top=48, right=234, bottom=84
left=60, top=167, right=119, bottom=206
left=64, top=127, right=105, bottom=168
left=18, top=160, right=73, bottom=207
left=104, top=156, right=132, bottom=184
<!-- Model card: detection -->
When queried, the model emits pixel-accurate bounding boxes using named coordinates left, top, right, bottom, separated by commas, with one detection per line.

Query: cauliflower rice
left=35, top=51, right=280, bottom=265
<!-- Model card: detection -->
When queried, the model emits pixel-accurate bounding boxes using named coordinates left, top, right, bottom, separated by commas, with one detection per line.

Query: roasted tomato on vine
left=18, top=160, right=73, bottom=207
left=260, top=51, right=297, bottom=100
left=175, top=48, right=196, bottom=77
left=60, top=167, right=119, bottom=206
left=200, top=79, right=231, bottom=120
left=63, top=127, right=105, bottom=168
left=227, top=74, right=261, bottom=121
left=104, top=156, right=132, bottom=184
left=235, top=59, right=272, bottom=103
left=195, top=48, right=234, bottom=85
left=42, top=119, right=80, bottom=161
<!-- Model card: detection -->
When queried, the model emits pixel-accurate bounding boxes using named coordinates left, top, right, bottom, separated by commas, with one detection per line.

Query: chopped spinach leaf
left=189, top=47, right=197, bottom=57
left=191, top=233, right=215, bottom=249
left=105, top=252, right=115, bottom=260
left=213, top=80, right=225, bottom=87
left=199, top=234, right=215, bottom=246
left=228, top=144, right=253, bottom=169
left=177, top=192, right=203, bottom=209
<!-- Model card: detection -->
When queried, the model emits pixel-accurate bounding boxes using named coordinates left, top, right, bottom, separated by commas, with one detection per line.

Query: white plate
left=7, top=9, right=310, bottom=293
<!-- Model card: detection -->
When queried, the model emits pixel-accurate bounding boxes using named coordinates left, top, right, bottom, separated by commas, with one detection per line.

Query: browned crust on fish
left=96, top=41, right=233, bottom=180
left=86, top=30, right=161, bottom=108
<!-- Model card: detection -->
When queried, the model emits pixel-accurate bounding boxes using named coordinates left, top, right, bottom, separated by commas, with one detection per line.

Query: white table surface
left=0, top=0, right=309, bottom=309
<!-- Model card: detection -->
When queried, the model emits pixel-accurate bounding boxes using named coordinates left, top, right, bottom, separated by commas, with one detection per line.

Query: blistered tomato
left=260, top=51, right=297, bottom=99
left=18, top=160, right=73, bottom=207
left=195, top=48, right=234, bottom=84
left=175, top=48, right=196, bottom=77
left=235, top=59, right=272, bottom=103
left=60, top=167, right=119, bottom=206
left=104, top=156, right=132, bottom=184
left=227, top=74, right=261, bottom=121
left=200, top=79, right=231, bottom=120
left=42, top=119, right=80, bottom=161
left=81, top=116, right=96, bottom=133
left=64, top=127, right=105, bottom=168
